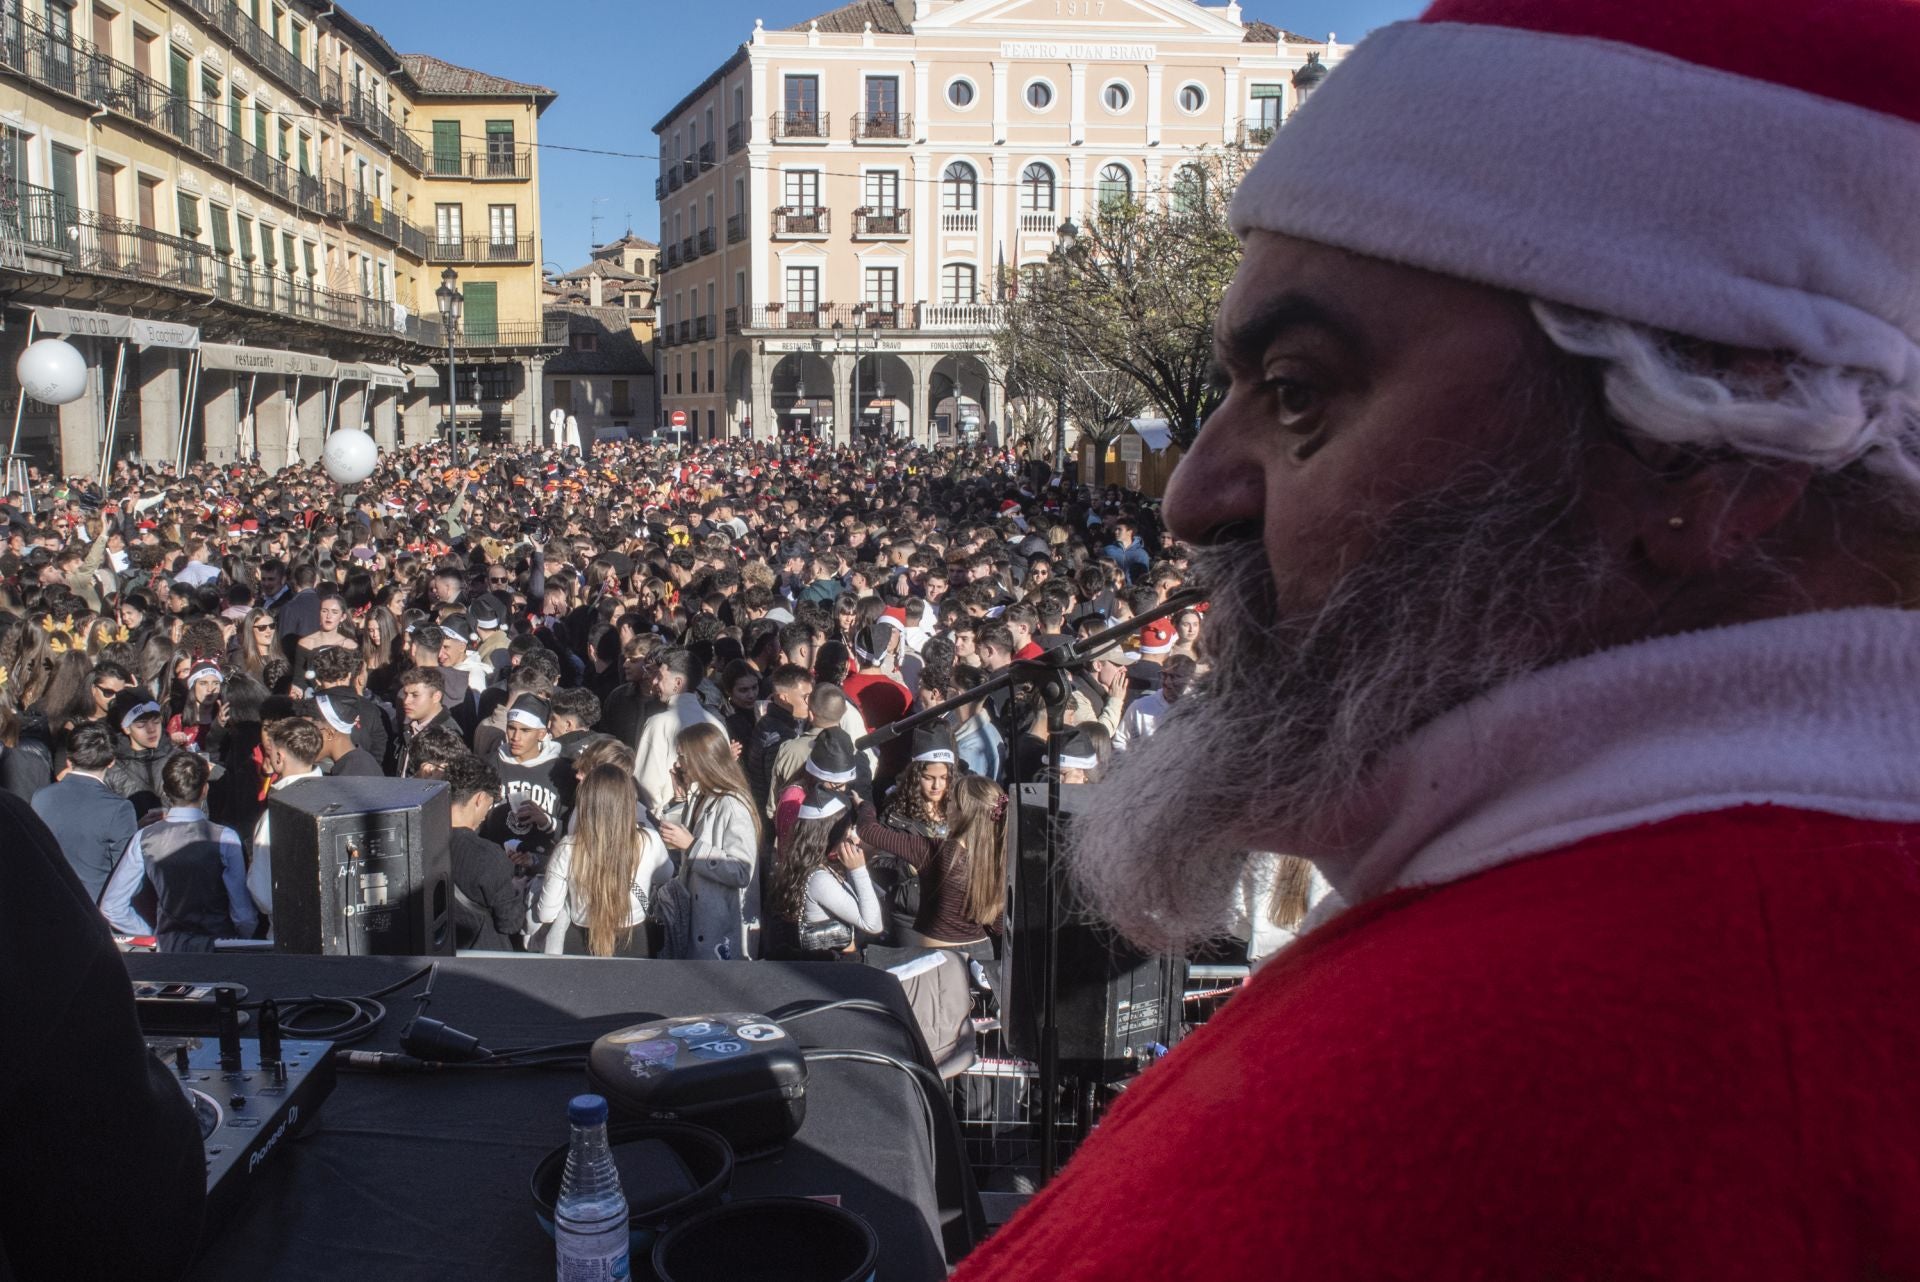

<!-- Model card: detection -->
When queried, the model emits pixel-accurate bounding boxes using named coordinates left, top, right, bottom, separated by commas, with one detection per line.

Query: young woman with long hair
left=535, top=763, right=672, bottom=958
left=856, top=773, right=1008, bottom=965
left=234, top=608, right=279, bottom=681
left=654, top=721, right=762, bottom=960
left=766, top=789, right=881, bottom=961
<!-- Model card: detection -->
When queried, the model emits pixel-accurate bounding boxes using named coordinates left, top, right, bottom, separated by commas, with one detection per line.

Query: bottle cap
left=568, top=1094, right=609, bottom=1125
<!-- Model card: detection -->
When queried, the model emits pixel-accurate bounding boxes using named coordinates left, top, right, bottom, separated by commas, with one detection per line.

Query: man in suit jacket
left=31, top=723, right=137, bottom=902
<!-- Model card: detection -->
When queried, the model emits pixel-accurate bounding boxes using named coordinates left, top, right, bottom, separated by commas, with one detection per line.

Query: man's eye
left=1272, top=379, right=1318, bottom=426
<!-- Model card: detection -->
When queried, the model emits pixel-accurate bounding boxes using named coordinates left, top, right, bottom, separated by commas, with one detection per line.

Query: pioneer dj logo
left=247, top=1104, right=299, bottom=1175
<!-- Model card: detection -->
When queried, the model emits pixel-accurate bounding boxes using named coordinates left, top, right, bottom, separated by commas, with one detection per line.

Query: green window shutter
left=236, top=217, right=254, bottom=260
left=229, top=95, right=242, bottom=137
left=48, top=146, right=78, bottom=218
left=461, top=280, right=497, bottom=343
left=302, top=241, right=315, bottom=276
left=1250, top=84, right=1283, bottom=99
left=432, top=120, right=460, bottom=174
left=169, top=49, right=189, bottom=99
left=176, top=192, right=200, bottom=237
left=255, top=105, right=268, bottom=151
left=261, top=229, right=275, bottom=268
left=209, top=205, right=231, bottom=253
left=282, top=232, right=296, bottom=272
left=297, top=135, right=309, bottom=175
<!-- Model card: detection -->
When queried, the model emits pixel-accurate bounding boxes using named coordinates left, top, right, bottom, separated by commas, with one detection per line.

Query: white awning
left=31, top=305, right=199, bottom=350
left=1129, top=418, right=1175, bottom=452
left=335, top=362, right=410, bottom=389
left=407, top=365, right=440, bottom=389
left=198, top=343, right=337, bottom=378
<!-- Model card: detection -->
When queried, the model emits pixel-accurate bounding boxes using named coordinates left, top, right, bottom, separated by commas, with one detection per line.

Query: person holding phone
left=765, top=789, right=882, bottom=962
left=654, top=722, right=760, bottom=960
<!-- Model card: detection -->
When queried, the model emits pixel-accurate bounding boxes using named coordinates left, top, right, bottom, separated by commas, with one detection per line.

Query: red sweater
left=952, top=806, right=1920, bottom=1280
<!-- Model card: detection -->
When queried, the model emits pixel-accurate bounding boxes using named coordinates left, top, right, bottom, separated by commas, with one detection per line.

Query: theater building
left=652, top=0, right=1341, bottom=446
left=0, top=0, right=560, bottom=481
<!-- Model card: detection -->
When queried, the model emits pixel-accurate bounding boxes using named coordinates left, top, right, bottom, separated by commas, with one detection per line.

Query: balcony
left=680, top=158, right=698, bottom=184
left=698, top=227, right=715, bottom=256
left=441, top=317, right=569, bottom=349
left=655, top=176, right=667, bottom=201
left=854, top=305, right=903, bottom=329
left=676, top=320, right=691, bottom=344
left=940, top=210, right=979, bottom=234
left=667, top=167, right=684, bottom=193
left=737, top=302, right=1004, bottom=333
left=325, top=178, right=349, bottom=221
left=1019, top=211, right=1057, bottom=233
left=726, top=213, right=743, bottom=245
left=428, top=235, right=536, bottom=264
left=917, top=303, right=1004, bottom=330
left=769, top=112, right=829, bottom=142
left=349, top=193, right=410, bottom=245
left=726, top=121, right=744, bottom=154
left=657, top=326, right=675, bottom=350
left=1237, top=117, right=1279, bottom=149
left=679, top=235, right=694, bottom=263
left=724, top=306, right=740, bottom=335
left=851, top=112, right=911, bottom=143
left=321, top=66, right=343, bottom=111
left=693, top=316, right=712, bottom=341
left=431, top=149, right=534, bottom=181
left=853, top=208, right=910, bottom=239
left=0, top=183, right=68, bottom=257
left=209, top=0, right=321, bottom=106
left=664, top=244, right=681, bottom=269
left=398, top=220, right=429, bottom=259
left=343, top=86, right=426, bottom=171
left=698, top=141, right=715, bottom=168
left=772, top=206, right=829, bottom=238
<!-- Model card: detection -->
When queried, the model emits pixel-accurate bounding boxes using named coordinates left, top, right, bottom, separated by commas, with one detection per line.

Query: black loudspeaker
left=267, top=777, right=454, bottom=957
left=1002, top=783, right=1179, bottom=1079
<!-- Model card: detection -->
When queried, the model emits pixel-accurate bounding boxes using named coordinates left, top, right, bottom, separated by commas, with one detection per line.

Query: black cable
left=768, top=997, right=924, bottom=1049
left=250, top=962, right=437, bottom=1046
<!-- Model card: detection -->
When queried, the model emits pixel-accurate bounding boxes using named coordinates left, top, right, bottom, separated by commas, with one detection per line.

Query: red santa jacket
left=952, top=805, right=1920, bottom=1280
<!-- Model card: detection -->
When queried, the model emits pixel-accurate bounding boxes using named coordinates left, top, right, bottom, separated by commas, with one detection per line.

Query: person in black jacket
left=104, top=688, right=181, bottom=817
left=0, top=787, right=206, bottom=1279
left=310, top=694, right=385, bottom=777
left=746, top=663, right=813, bottom=816
left=308, top=645, right=391, bottom=770
left=443, top=754, right=526, bottom=951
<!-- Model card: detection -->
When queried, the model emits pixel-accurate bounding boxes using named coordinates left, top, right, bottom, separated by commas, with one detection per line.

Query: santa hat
left=1231, top=0, right=1920, bottom=473
left=1137, top=619, right=1176, bottom=657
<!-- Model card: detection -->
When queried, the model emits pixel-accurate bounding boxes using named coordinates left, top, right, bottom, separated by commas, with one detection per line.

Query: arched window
left=942, top=161, right=978, bottom=211
left=1097, top=164, right=1132, bottom=211
left=942, top=263, right=978, bottom=305
left=1020, top=162, right=1056, bottom=212
left=1171, top=164, right=1207, bottom=214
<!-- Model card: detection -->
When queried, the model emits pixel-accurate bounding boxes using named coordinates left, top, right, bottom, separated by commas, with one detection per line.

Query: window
left=254, top=103, right=268, bottom=152
left=1102, top=82, right=1131, bottom=112
left=941, top=263, right=977, bottom=306
left=283, top=233, right=297, bottom=275
left=435, top=203, right=462, bottom=249
left=784, top=75, right=819, bottom=125
left=706, top=352, right=715, bottom=394
left=1250, top=84, right=1282, bottom=137
left=230, top=91, right=245, bottom=139
left=570, top=331, right=597, bottom=352
left=288, top=19, right=303, bottom=62
left=554, top=379, right=572, bottom=412
left=176, top=192, right=201, bottom=238
left=864, top=76, right=899, bottom=129
left=783, top=169, right=820, bottom=210
left=48, top=145, right=78, bottom=218
left=1172, top=163, right=1207, bottom=214
left=1097, top=164, right=1132, bottom=210
left=1024, top=80, right=1053, bottom=110
left=947, top=78, right=975, bottom=109
left=1178, top=83, right=1206, bottom=113
left=1020, top=163, right=1056, bottom=212
left=488, top=204, right=516, bottom=246
left=209, top=207, right=233, bottom=256
left=864, top=265, right=899, bottom=312
left=261, top=226, right=276, bottom=269
left=864, top=169, right=899, bottom=213
left=485, top=121, right=514, bottom=176
left=942, top=161, right=977, bottom=210
left=297, top=133, right=310, bottom=175
left=612, top=380, right=630, bottom=416
left=236, top=215, right=255, bottom=261
left=784, top=265, right=819, bottom=315
left=432, top=120, right=460, bottom=174
left=476, top=366, right=514, bottom=401
left=302, top=240, right=316, bottom=278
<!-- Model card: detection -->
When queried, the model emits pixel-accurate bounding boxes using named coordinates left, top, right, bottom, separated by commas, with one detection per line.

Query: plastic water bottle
left=555, top=1094, right=630, bottom=1281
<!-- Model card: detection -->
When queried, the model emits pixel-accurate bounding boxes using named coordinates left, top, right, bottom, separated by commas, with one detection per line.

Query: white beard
left=1068, top=457, right=1612, bottom=954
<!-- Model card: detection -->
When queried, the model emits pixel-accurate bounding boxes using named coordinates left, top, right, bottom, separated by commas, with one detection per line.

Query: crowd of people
left=0, top=436, right=1268, bottom=963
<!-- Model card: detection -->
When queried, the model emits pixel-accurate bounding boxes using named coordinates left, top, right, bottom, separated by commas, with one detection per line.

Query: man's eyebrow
left=1217, top=291, right=1366, bottom=367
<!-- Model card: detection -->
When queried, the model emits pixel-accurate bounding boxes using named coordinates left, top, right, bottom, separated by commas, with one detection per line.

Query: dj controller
left=135, top=982, right=337, bottom=1232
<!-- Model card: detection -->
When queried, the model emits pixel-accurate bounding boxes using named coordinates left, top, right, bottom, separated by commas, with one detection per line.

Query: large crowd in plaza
left=0, top=437, right=1240, bottom=961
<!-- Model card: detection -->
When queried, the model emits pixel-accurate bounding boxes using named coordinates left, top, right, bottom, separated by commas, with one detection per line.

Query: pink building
left=653, top=0, right=1342, bottom=445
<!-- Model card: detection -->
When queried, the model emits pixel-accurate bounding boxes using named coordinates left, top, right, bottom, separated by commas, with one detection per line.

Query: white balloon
left=321, top=427, right=379, bottom=485
left=16, top=338, right=89, bottom=406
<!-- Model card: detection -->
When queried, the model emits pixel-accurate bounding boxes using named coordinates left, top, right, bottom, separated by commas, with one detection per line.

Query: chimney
left=590, top=274, right=604, bottom=307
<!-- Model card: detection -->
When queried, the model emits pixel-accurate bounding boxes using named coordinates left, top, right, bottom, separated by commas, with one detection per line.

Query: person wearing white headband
left=312, top=694, right=382, bottom=778
left=766, top=786, right=880, bottom=961
left=966, top=0, right=1920, bottom=1276
left=489, top=694, right=567, bottom=865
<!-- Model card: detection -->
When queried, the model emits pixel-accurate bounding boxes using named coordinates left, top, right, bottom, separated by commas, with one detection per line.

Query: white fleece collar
left=1293, top=608, right=1920, bottom=915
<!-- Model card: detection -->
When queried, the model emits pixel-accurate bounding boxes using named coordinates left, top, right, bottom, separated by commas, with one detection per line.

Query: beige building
left=0, top=0, right=560, bottom=479
left=653, top=0, right=1341, bottom=446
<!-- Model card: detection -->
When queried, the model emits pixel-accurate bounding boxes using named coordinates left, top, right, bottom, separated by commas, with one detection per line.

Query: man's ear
left=1639, top=458, right=1814, bottom=577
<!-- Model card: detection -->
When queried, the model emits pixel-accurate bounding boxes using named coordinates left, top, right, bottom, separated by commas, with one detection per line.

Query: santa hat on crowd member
left=805, top=728, right=860, bottom=785
left=1137, top=619, right=1176, bottom=657
left=911, top=721, right=959, bottom=767
left=1231, top=0, right=1920, bottom=482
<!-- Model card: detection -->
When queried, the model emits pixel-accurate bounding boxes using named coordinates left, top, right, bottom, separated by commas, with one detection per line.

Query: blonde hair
left=572, top=764, right=645, bottom=958
left=676, top=721, right=763, bottom=847
left=951, top=775, right=1007, bottom=929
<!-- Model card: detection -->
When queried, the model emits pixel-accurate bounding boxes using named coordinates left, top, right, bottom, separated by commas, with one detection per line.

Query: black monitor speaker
left=267, top=777, right=454, bottom=956
left=1001, top=783, right=1180, bottom=1080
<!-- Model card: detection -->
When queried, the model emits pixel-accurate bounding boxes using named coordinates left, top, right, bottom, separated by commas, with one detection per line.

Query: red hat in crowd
left=1137, top=619, right=1176, bottom=656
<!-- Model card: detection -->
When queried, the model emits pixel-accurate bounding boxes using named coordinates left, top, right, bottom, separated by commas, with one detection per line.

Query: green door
left=461, top=281, right=496, bottom=343
left=49, top=145, right=78, bottom=223
left=169, top=49, right=190, bottom=141
left=432, top=120, right=460, bottom=175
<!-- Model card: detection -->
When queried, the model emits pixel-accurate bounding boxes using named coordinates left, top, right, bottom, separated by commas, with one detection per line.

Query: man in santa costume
left=953, top=0, right=1920, bottom=1277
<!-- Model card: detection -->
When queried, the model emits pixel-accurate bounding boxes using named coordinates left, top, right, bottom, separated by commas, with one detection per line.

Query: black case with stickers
left=587, top=1012, right=808, bottom=1154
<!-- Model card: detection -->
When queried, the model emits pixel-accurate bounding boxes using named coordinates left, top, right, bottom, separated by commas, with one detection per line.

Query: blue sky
left=358, top=0, right=1420, bottom=268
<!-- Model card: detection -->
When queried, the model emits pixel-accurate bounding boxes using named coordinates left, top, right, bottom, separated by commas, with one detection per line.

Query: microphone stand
left=857, top=586, right=1204, bottom=1182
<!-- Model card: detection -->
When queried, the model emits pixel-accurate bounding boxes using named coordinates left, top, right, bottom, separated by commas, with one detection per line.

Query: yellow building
left=0, top=0, right=561, bottom=477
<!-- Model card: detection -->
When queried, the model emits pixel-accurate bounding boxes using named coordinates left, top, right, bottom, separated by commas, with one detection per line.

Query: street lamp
left=1049, top=220, right=1081, bottom=477
left=1292, top=51, right=1328, bottom=105
left=434, top=266, right=463, bottom=444
left=832, top=318, right=873, bottom=452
